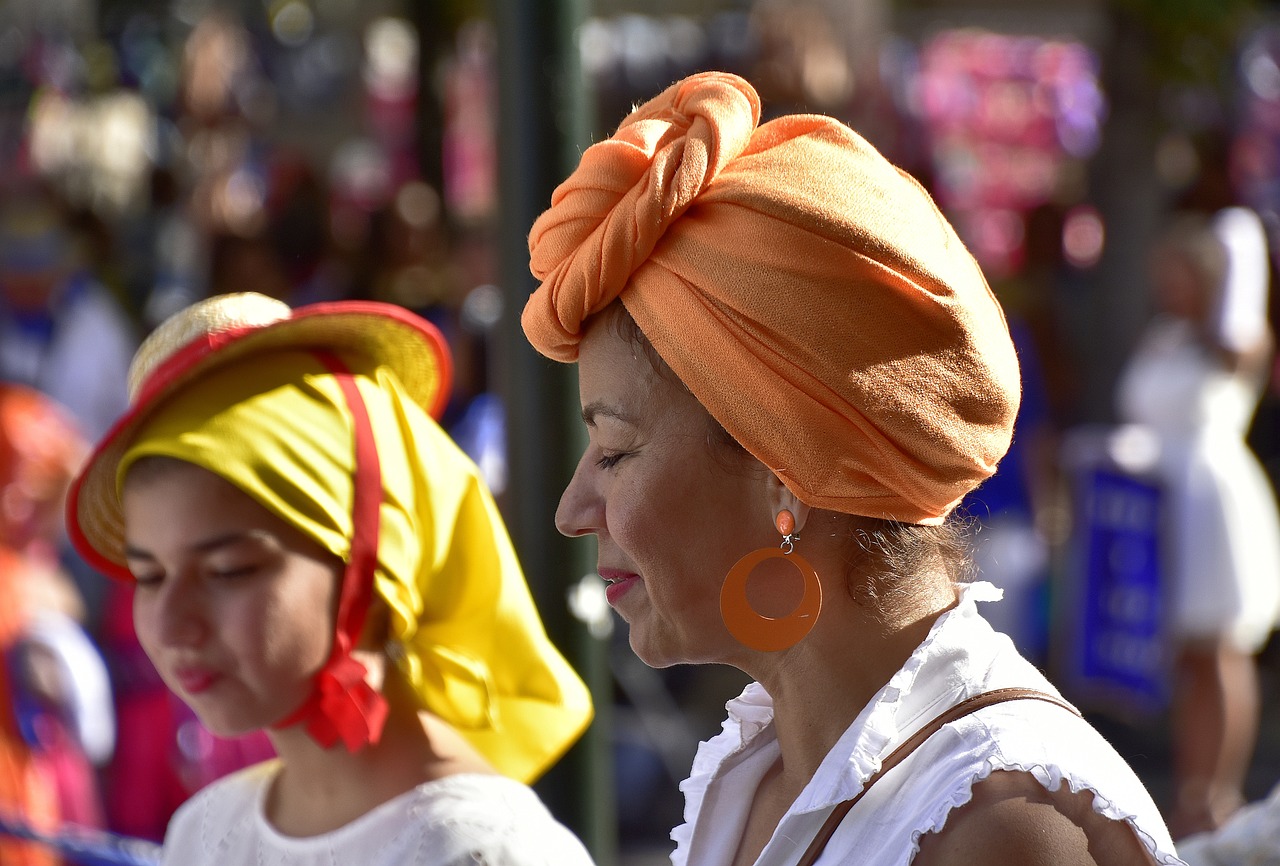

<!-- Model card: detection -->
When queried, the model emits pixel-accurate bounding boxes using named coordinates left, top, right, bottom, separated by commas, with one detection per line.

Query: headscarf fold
left=119, top=351, right=592, bottom=782
left=523, top=71, right=1020, bottom=523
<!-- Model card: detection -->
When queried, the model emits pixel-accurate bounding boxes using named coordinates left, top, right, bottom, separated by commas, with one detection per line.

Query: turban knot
left=527, top=72, right=760, bottom=351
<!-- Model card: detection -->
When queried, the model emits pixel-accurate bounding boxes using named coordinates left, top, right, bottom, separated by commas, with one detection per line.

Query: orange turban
left=522, top=71, right=1020, bottom=524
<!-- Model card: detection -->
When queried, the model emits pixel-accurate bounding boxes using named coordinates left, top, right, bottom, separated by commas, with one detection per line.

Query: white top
left=671, top=582, right=1185, bottom=866
left=162, top=761, right=596, bottom=865
left=1211, top=206, right=1270, bottom=354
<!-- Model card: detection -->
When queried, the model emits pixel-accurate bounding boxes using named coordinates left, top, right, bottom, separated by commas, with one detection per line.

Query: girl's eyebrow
left=123, top=529, right=274, bottom=560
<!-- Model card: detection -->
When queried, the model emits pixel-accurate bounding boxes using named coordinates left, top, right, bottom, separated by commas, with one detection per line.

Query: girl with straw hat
left=67, top=291, right=595, bottom=865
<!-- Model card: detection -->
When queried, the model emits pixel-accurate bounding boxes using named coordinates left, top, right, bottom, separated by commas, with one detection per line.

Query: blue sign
left=1068, top=467, right=1169, bottom=716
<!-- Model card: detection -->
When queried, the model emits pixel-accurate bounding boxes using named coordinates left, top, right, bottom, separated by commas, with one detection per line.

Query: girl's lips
left=173, top=668, right=220, bottom=696
left=600, top=569, right=640, bottom=605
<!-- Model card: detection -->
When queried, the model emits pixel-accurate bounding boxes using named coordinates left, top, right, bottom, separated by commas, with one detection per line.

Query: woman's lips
left=600, top=569, right=640, bottom=605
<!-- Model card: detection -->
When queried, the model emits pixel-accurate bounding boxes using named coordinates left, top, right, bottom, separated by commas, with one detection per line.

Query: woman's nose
left=555, top=455, right=601, bottom=538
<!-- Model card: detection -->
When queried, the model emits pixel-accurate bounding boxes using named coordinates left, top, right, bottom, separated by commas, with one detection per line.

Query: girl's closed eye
left=210, top=566, right=257, bottom=579
left=131, top=569, right=164, bottom=587
left=124, top=549, right=162, bottom=586
left=205, top=558, right=263, bottom=580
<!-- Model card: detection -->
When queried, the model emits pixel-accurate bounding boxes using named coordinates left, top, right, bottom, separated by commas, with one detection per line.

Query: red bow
left=276, top=654, right=389, bottom=752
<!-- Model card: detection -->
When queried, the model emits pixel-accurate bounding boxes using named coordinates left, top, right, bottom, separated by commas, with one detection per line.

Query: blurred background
left=1, top=0, right=1279, bottom=863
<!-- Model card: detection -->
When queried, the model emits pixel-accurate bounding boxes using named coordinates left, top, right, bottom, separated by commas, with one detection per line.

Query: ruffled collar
left=674, top=579, right=1006, bottom=855
left=797, top=580, right=1005, bottom=810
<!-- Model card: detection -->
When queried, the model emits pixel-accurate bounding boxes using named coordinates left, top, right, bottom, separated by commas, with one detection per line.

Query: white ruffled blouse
left=671, top=582, right=1185, bottom=866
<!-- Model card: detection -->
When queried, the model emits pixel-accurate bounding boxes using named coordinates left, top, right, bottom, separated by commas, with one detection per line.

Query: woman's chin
left=628, top=631, right=704, bottom=670
left=627, top=634, right=669, bottom=669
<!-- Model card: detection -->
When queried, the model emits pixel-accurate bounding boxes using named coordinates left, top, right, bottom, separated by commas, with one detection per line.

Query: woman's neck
left=754, top=573, right=957, bottom=793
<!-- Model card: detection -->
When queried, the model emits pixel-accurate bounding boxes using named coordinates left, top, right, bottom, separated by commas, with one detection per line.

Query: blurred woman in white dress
left=1116, top=206, right=1280, bottom=838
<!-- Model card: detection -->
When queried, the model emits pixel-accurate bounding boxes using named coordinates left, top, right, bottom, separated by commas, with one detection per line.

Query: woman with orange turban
left=67, top=292, right=595, bottom=864
left=524, top=71, right=1182, bottom=865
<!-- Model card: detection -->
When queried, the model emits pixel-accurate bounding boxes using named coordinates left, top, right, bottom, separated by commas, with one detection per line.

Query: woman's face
left=556, top=317, right=778, bottom=667
left=123, top=459, right=340, bottom=738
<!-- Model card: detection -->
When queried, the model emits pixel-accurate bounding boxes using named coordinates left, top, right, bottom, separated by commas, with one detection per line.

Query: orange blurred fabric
left=0, top=385, right=90, bottom=864
left=523, top=71, right=1020, bottom=524
left=0, top=550, right=61, bottom=866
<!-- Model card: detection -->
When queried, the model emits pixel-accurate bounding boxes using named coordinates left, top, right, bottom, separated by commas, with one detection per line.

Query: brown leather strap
left=792, top=687, right=1081, bottom=866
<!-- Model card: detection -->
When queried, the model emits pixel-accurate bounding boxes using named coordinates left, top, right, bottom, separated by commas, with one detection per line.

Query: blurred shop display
left=913, top=28, right=1106, bottom=279
left=1236, top=25, right=1280, bottom=235
left=913, top=28, right=1108, bottom=669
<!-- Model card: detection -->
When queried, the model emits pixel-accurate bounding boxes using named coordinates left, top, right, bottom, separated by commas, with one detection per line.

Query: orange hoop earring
left=720, top=510, right=823, bottom=652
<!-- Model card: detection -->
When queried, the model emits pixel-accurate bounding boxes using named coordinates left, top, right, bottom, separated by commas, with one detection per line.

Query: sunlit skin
left=555, top=316, right=798, bottom=670
left=122, top=459, right=340, bottom=739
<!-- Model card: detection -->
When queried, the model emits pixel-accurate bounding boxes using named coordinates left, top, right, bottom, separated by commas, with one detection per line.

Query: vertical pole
left=409, top=0, right=445, bottom=196
left=491, top=0, right=617, bottom=862
left=1079, top=4, right=1163, bottom=424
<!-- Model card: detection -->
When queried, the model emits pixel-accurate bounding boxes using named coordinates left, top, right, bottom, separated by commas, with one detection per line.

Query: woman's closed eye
left=596, top=450, right=633, bottom=470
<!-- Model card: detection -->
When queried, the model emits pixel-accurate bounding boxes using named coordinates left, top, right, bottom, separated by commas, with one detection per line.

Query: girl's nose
left=149, top=578, right=209, bottom=648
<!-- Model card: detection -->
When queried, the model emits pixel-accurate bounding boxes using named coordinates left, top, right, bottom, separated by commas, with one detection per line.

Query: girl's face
left=556, top=317, right=781, bottom=668
left=123, top=460, right=340, bottom=738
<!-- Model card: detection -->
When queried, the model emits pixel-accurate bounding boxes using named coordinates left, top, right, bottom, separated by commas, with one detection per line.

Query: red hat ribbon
left=273, top=350, right=389, bottom=751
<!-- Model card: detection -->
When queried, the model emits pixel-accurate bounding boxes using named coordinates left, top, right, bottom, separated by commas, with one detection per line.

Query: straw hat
left=68, top=292, right=452, bottom=578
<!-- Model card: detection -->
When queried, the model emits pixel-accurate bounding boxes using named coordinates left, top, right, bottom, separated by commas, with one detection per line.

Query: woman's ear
left=767, top=473, right=811, bottom=534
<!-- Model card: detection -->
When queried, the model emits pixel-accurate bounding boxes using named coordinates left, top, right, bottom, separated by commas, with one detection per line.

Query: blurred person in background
left=0, top=383, right=115, bottom=860
left=0, top=187, right=136, bottom=443
left=1115, top=208, right=1280, bottom=839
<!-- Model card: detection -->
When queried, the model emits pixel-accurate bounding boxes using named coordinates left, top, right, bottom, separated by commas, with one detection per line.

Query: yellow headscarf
left=118, top=350, right=592, bottom=783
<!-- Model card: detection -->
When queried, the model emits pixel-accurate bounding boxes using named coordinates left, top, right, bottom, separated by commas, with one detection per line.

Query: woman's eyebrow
left=581, top=401, right=634, bottom=427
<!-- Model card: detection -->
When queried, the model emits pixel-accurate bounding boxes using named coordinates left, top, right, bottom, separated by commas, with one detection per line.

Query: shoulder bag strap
left=793, top=687, right=1081, bottom=866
